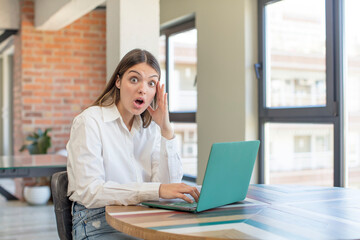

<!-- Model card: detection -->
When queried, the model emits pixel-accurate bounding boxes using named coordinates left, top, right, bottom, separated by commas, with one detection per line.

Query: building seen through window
left=263, top=0, right=360, bottom=188
left=159, top=23, right=197, bottom=178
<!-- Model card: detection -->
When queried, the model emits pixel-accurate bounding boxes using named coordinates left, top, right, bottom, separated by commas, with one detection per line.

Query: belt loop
left=71, top=202, right=75, bottom=216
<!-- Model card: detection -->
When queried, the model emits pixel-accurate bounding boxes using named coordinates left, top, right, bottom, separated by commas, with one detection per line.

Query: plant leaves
left=20, top=128, right=52, bottom=154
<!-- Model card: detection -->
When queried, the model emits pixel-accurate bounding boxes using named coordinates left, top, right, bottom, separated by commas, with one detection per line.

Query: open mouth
left=134, top=98, right=145, bottom=108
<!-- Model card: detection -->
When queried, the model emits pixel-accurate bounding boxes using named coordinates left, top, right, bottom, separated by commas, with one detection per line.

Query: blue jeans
left=72, top=202, right=141, bottom=240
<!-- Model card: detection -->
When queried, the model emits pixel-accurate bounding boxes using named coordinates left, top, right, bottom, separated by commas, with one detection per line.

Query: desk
left=0, top=154, right=67, bottom=200
left=106, top=184, right=360, bottom=240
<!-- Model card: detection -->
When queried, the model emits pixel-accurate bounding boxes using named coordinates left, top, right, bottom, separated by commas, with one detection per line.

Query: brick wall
left=14, top=0, right=106, bottom=156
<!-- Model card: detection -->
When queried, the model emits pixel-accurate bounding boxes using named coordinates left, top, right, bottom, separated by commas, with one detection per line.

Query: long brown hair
left=92, top=49, right=161, bottom=128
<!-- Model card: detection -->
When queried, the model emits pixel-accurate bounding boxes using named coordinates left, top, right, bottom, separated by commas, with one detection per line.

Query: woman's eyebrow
left=128, top=70, right=159, bottom=79
left=128, top=70, right=141, bottom=76
left=149, top=74, right=159, bottom=79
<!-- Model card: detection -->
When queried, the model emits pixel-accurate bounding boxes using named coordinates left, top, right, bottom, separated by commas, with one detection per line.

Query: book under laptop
left=141, top=140, right=260, bottom=213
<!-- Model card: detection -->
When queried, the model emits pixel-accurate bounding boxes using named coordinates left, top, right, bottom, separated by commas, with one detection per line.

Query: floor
left=0, top=199, right=59, bottom=240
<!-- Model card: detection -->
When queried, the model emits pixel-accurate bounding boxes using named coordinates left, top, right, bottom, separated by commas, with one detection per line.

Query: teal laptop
left=141, top=140, right=260, bottom=213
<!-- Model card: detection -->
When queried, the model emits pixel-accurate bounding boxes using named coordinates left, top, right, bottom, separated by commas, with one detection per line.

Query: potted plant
left=20, top=128, right=52, bottom=205
left=20, top=128, right=52, bottom=154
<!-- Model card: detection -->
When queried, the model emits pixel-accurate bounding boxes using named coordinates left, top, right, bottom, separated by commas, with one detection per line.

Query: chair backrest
left=51, top=171, right=72, bottom=240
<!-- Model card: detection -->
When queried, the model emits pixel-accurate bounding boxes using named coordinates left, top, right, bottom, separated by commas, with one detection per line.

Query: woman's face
left=116, top=62, right=159, bottom=119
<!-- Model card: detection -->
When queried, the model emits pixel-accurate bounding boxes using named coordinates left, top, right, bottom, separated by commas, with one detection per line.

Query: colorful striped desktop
left=106, top=184, right=360, bottom=239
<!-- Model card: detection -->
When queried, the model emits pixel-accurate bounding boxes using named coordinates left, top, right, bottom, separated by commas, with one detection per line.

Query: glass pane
left=265, top=123, right=333, bottom=186
left=344, top=0, right=360, bottom=189
left=265, top=0, right=326, bottom=108
left=168, top=29, right=197, bottom=112
left=173, top=122, right=197, bottom=177
left=159, top=35, right=166, bottom=86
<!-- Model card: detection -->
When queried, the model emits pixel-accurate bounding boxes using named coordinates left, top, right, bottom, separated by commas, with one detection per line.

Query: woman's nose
left=138, top=82, right=147, bottom=94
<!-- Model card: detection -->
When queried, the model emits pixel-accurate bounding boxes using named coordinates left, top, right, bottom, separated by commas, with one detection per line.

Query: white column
left=106, top=0, right=159, bottom=81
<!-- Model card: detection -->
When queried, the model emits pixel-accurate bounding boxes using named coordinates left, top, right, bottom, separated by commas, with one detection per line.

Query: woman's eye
left=130, top=77, right=138, bottom=83
left=149, top=81, right=156, bottom=87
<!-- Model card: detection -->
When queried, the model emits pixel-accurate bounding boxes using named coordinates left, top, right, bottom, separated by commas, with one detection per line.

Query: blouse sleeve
left=66, top=115, right=160, bottom=208
left=150, top=124, right=183, bottom=184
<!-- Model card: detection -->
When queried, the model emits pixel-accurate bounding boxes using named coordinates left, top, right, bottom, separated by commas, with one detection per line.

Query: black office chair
left=51, top=171, right=72, bottom=240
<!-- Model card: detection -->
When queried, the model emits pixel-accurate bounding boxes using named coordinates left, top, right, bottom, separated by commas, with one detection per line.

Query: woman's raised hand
left=159, top=183, right=200, bottom=203
left=147, top=82, right=174, bottom=139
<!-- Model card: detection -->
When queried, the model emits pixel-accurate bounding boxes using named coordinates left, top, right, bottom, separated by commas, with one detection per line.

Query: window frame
left=160, top=18, right=196, bottom=123
left=160, top=17, right=197, bottom=182
left=257, top=0, right=344, bottom=187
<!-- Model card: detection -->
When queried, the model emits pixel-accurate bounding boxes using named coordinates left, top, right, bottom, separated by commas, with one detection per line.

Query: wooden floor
left=0, top=199, right=59, bottom=240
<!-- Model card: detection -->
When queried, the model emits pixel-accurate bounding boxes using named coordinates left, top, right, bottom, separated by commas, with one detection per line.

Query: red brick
left=64, top=99, right=81, bottom=104
left=63, top=58, right=82, bottom=64
left=74, top=51, right=90, bottom=57
left=35, top=119, right=52, bottom=125
left=63, top=72, right=80, bottom=77
left=84, top=32, right=100, bottom=38
left=63, top=31, right=81, bottom=37
left=73, top=25, right=90, bottom=31
left=53, top=37, right=72, bottom=43
left=44, top=43, right=62, bottom=49
left=55, top=78, right=72, bottom=84
left=35, top=78, right=53, bottom=84
left=23, top=56, right=43, bottom=62
left=54, top=119, right=72, bottom=125
left=54, top=105, right=71, bottom=111
left=24, top=70, right=42, bottom=76
left=44, top=71, right=63, bottom=77
left=54, top=64, right=71, bottom=70
left=35, top=105, right=52, bottom=111
left=74, top=79, right=89, bottom=84
left=25, top=112, right=42, bottom=117
left=22, top=91, right=33, bottom=97
left=82, top=19, right=99, bottom=25
left=34, top=63, right=51, bottom=69
left=22, top=63, right=33, bottom=69
left=43, top=98, right=61, bottom=104
left=82, top=46, right=100, bottom=51
left=23, top=98, right=43, bottom=104
left=54, top=51, right=72, bottom=57
left=46, top=57, right=62, bottom=63
left=73, top=65, right=91, bottom=71
left=54, top=92, right=72, bottom=97
left=34, top=49, right=52, bottom=56
left=23, top=84, right=43, bottom=90
left=34, top=91, right=52, bottom=97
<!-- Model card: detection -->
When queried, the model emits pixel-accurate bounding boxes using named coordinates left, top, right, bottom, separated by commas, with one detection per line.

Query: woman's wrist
left=161, top=125, right=174, bottom=140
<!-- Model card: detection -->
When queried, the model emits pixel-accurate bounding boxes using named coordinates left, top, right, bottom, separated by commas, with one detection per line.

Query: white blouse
left=66, top=104, right=183, bottom=208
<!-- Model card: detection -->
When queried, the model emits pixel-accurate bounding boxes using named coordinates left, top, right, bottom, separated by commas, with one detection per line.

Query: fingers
left=177, top=193, right=193, bottom=203
left=179, top=185, right=200, bottom=203
left=159, top=183, right=201, bottom=203
left=156, top=82, right=166, bottom=106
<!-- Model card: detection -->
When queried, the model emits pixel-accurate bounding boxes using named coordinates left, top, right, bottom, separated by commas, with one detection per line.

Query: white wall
left=160, top=0, right=259, bottom=184
left=0, top=0, right=19, bottom=29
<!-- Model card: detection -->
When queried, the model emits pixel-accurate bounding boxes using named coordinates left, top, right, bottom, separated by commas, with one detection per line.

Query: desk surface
left=0, top=154, right=67, bottom=179
left=0, top=154, right=66, bottom=168
left=106, top=184, right=360, bottom=240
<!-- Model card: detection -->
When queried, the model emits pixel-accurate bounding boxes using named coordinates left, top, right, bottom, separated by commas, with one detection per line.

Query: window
left=258, top=0, right=343, bottom=186
left=344, top=0, right=360, bottom=189
left=159, top=18, right=197, bottom=181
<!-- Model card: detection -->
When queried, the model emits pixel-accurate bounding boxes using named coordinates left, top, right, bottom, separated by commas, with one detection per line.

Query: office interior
left=0, top=0, right=360, bottom=204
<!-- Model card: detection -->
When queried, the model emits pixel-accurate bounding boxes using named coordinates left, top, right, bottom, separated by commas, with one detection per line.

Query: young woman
left=66, top=49, right=200, bottom=239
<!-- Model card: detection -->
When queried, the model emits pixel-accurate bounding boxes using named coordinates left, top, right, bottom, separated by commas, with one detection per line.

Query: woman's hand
left=147, top=82, right=174, bottom=139
left=159, top=183, right=200, bottom=203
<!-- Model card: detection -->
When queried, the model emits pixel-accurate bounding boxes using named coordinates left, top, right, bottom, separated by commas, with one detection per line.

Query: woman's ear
left=115, top=76, right=121, bottom=89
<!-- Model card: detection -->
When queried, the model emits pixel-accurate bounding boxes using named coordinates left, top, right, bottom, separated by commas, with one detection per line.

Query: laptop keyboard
left=169, top=202, right=197, bottom=208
